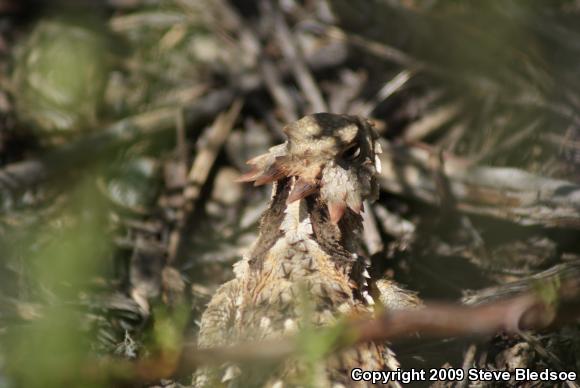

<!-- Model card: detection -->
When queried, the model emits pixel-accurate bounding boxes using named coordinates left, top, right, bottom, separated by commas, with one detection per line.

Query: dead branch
left=0, top=42, right=348, bottom=195
left=92, top=277, right=580, bottom=385
left=0, top=89, right=235, bottom=194
left=462, top=260, right=580, bottom=305
left=378, top=141, right=580, bottom=229
left=272, top=3, right=328, bottom=113
left=167, top=100, right=243, bottom=262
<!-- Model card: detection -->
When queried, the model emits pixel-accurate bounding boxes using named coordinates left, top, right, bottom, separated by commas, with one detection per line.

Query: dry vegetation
left=0, top=0, right=579, bottom=387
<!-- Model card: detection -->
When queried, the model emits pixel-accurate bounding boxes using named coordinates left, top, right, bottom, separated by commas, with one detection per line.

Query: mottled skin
left=194, top=114, right=403, bottom=387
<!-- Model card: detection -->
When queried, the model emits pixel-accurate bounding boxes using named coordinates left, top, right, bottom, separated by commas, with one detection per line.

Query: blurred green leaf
left=13, top=17, right=109, bottom=134
left=99, top=156, right=161, bottom=214
left=532, top=276, right=562, bottom=307
left=2, top=177, right=113, bottom=388
left=151, top=303, right=189, bottom=355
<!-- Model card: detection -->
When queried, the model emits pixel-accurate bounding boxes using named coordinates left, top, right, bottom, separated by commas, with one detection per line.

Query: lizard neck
left=247, top=177, right=365, bottom=271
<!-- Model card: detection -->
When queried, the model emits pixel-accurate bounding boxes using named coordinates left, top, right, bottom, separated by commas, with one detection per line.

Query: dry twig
left=167, top=99, right=243, bottom=262
left=97, top=278, right=580, bottom=385
left=379, top=141, right=580, bottom=229
left=0, top=43, right=348, bottom=195
left=273, top=3, right=327, bottom=113
left=0, top=90, right=236, bottom=194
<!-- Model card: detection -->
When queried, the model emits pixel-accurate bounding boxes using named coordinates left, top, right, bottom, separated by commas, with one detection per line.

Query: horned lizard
left=194, top=113, right=417, bottom=387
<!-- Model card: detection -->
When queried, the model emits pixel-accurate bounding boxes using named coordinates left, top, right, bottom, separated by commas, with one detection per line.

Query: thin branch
left=220, top=0, right=298, bottom=122
left=0, top=43, right=347, bottom=195
left=167, top=100, right=243, bottom=262
left=273, top=3, right=327, bottom=113
left=260, top=56, right=300, bottom=122
left=378, top=141, right=580, bottom=229
left=462, top=261, right=580, bottom=305
left=0, top=89, right=235, bottom=194
left=95, top=278, right=580, bottom=385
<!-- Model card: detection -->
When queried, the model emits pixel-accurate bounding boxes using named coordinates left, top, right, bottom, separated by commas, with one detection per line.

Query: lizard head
left=238, top=113, right=382, bottom=224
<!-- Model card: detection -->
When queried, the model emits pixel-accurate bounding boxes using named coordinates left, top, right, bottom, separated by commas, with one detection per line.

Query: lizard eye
left=342, top=144, right=361, bottom=161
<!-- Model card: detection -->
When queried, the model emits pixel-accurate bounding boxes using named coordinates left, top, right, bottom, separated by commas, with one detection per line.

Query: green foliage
left=13, top=17, right=109, bottom=134
left=150, top=303, right=190, bottom=355
left=99, top=156, right=161, bottom=214
left=2, top=0, right=579, bottom=386
left=294, top=286, right=356, bottom=387
left=2, top=178, right=113, bottom=387
left=532, top=276, right=562, bottom=307
left=105, top=0, right=246, bottom=116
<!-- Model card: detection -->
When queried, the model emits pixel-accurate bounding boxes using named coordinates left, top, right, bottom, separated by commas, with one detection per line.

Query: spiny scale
left=194, top=114, right=404, bottom=387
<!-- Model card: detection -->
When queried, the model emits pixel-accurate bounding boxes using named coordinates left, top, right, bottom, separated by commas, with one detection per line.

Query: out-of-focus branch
left=0, top=90, right=235, bottom=194
left=166, top=100, right=243, bottom=263
left=0, top=42, right=348, bottom=195
left=378, top=141, right=580, bottom=229
left=462, top=260, right=580, bottom=305
left=96, top=277, right=580, bottom=385
left=272, top=4, right=327, bottom=113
